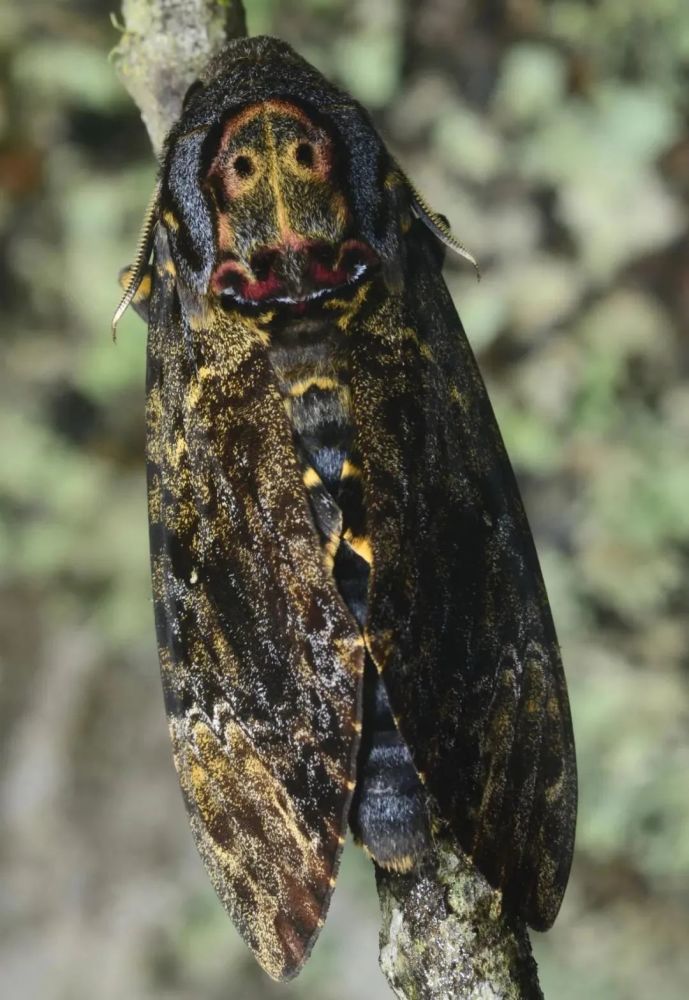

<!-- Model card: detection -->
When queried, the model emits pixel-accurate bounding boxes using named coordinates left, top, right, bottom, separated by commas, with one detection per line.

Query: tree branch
left=112, top=0, right=247, bottom=156
left=112, top=3, right=545, bottom=996
left=377, top=839, right=543, bottom=999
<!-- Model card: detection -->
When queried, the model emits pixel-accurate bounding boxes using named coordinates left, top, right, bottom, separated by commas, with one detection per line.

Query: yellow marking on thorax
left=257, top=311, right=275, bottom=329
left=263, top=110, right=291, bottom=242
left=384, top=169, right=403, bottom=190
left=327, top=280, right=371, bottom=330
left=330, top=190, right=350, bottom=232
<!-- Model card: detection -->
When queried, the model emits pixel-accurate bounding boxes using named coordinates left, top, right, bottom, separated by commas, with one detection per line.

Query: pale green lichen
left=377, top=840, right=543, bottom=999
left=112, top=0, right=246, bottom=154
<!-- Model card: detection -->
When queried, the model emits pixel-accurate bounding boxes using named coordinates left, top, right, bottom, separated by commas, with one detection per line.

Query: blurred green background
left=2, top=1, right=689, bottom=997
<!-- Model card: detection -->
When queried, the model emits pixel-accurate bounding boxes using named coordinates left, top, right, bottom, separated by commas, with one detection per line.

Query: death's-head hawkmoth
left=114, top=35, right=577, bottom=982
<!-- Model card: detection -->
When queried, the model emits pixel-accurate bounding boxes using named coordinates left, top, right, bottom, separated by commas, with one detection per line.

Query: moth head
left=112, top=39, right=478, bottom=335
left=155, top=37, right=480, bottom=325
left=158, top=38, right=419, bottom=318
left=203, top=100, right=379, bottom=311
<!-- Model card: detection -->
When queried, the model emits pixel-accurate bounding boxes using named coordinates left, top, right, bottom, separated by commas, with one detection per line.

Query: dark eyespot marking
left=295, top=142, right=315, bottom=168
left=233, top=155, right=254, bottom=178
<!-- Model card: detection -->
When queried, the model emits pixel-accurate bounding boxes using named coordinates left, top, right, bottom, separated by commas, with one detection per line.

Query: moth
left=114, top=36, right=577, bottom=982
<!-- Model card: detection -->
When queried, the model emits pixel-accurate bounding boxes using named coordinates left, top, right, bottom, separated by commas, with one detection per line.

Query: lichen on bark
left=112, top=0, right=247, bottom=155
left=377, top=839, right=544, bottom=999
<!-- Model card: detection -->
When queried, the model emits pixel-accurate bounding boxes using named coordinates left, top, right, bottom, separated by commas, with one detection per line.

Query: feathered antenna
left=111, top=181, right=161, bottom=340
left=405, top=176, right=480, bottom=279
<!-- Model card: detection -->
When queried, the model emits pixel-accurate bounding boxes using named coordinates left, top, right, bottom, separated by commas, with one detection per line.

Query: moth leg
left=117, top=263, right=153, bottom=322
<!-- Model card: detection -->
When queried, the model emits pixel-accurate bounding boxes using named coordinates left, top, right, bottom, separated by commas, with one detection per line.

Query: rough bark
left=112, top=2, right=545, bottom=996
left=112, top=0, right=247, bottom=155
left=377, top=840, right=544, bottom=999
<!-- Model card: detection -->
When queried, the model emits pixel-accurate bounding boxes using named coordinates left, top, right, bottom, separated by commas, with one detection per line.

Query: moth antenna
left=111, top=181, right=161, bottom=340
left=405, top=178, right=480, bottom=280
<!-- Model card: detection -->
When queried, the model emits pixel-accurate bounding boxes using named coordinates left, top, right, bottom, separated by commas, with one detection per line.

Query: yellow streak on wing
left=147, top=471, right=162, bottom=524
left=159, top=257, right=177, bottom=278
left=187, top=381, right=203, bottom=410
left=186, top=365, right=215, bottom=411
left=182, top=714, right=331, bottom=874
left=166, top=434, right=187, bottom=469
left=179, top=716, right=342, bottom=981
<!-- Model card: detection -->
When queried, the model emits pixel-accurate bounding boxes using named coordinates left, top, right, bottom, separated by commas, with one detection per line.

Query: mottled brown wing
left=146, top=230, right=364, bottom=980
left=350, top=228, right=577, bottom=929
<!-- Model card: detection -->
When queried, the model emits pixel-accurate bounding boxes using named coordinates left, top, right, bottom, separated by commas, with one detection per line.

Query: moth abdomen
left=267, top=304, right=431, bottom=872
left=350, top=662, right=431, bottom=872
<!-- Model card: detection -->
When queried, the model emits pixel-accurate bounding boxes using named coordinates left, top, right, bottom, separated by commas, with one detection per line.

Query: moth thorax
left=203, top=100, right=378, bottom=310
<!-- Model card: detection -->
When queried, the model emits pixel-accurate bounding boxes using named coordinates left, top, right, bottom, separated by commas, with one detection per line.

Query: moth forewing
left=145, top=225, right=365, bottom=979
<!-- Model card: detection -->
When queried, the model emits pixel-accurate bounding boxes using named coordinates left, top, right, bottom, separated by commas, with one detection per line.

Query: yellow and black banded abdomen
left=270, top=329, right=430, bottom=872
